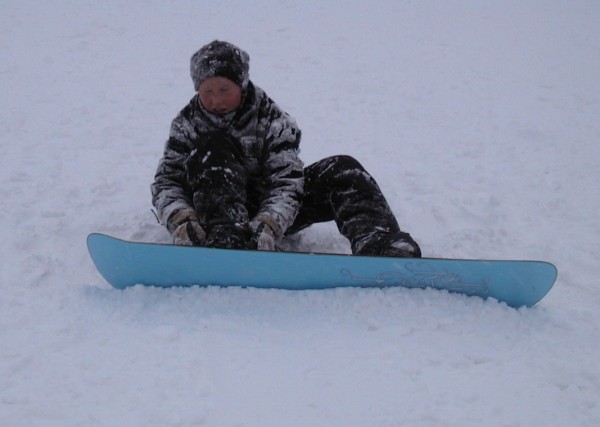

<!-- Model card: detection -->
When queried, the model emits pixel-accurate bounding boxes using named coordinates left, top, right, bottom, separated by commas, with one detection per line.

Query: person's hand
left=250, top=220, right=276, bottom=251
left=173, top=220, right=206, bottom=246
left=169, top=208, right=206, bottom=246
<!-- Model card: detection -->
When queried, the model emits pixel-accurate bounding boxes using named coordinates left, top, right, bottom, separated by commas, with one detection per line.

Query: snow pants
left=185, top=132, right=405, bottom=254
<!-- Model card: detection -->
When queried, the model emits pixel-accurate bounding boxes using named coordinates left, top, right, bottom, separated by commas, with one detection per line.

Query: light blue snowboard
left=87, top=233, right=557, bottom=308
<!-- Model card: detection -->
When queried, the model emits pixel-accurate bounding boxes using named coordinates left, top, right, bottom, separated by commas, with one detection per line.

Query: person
left=151, top=40, right=421, bottom=257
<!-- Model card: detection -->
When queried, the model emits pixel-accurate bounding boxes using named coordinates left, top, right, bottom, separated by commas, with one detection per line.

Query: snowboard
left=86, top=233, right=557, bottom=308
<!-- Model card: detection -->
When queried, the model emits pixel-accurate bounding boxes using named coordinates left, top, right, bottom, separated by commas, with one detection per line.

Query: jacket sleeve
left=254, top=101, right=304, bottom=238
left=151, top=116, right=196, bottom=231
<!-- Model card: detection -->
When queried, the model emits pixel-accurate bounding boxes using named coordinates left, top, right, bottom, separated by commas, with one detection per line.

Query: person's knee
left=186, top=131, right=248, bottom=189
left=309, top=155, right=365, bottom=179
left=327, top=155, right=363, bottom=171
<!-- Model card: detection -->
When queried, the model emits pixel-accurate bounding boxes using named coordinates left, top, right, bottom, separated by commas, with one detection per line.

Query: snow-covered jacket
left=151, top=82, right=304, bottom=238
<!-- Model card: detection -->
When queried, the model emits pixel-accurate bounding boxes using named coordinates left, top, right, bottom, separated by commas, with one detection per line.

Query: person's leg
left=289, top=155, right=420, bottom=257
left=186, top=131, right=252, bottom=249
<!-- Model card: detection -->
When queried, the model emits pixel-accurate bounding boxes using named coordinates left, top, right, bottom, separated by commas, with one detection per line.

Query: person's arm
left=253, top=100, right=304, bottom=240
left=151, top=115, right=197, bottom=232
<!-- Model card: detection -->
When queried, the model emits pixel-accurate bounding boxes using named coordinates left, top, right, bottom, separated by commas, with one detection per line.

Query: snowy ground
left=2, top=1, right=600, bottom=426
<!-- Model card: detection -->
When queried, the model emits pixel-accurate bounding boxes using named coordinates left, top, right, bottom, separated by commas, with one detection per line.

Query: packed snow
left=2, top=1, right=599, bottom=426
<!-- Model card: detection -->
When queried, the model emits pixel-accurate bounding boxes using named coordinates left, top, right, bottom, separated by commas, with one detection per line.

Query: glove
left=168, top=208, right=206, bottom=246
left=250, top=220, right=276, bottom=251
left=173, top=220, right=206, bottom=246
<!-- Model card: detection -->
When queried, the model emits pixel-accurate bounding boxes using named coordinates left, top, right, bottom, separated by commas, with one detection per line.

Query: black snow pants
left=286, top=155, right=402, bottom=254
left=185, top=132, right=406, bottom=255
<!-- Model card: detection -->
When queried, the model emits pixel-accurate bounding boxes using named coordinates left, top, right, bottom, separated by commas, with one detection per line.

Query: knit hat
left=190, top=40, right=250, bottom=91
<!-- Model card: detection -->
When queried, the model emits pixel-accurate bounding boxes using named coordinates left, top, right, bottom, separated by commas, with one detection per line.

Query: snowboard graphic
left=87, top=233, right=557, bottom=308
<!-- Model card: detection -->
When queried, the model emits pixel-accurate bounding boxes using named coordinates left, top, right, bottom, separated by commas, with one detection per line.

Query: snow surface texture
left=1, top=1, right=599, bottom=426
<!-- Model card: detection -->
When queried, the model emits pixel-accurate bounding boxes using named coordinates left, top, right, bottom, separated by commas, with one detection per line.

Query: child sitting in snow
left=151, top=40, right=421, bottom=257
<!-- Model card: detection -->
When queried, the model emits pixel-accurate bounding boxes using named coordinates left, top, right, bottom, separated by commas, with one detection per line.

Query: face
left=198, top=77, right=242, bottom=115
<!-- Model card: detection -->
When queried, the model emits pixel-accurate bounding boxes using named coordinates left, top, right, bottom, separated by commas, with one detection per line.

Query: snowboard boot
left=205, top=220, right=253, bottom=250
left=355, top=231, right=421, bottom=258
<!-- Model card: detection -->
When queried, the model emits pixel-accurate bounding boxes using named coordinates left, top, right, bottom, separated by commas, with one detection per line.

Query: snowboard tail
left=86, top=233, right=557, bottom=308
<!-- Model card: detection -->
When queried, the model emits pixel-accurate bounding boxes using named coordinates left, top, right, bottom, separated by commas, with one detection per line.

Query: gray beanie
left=190, top=40, right=250, bottom=91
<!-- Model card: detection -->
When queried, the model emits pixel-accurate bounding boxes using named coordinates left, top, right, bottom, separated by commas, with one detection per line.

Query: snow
left=1, top=1, right=599, bottom=425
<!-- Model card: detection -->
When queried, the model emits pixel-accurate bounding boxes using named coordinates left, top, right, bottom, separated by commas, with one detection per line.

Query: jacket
left=151, top=82, right=304, bottom=238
